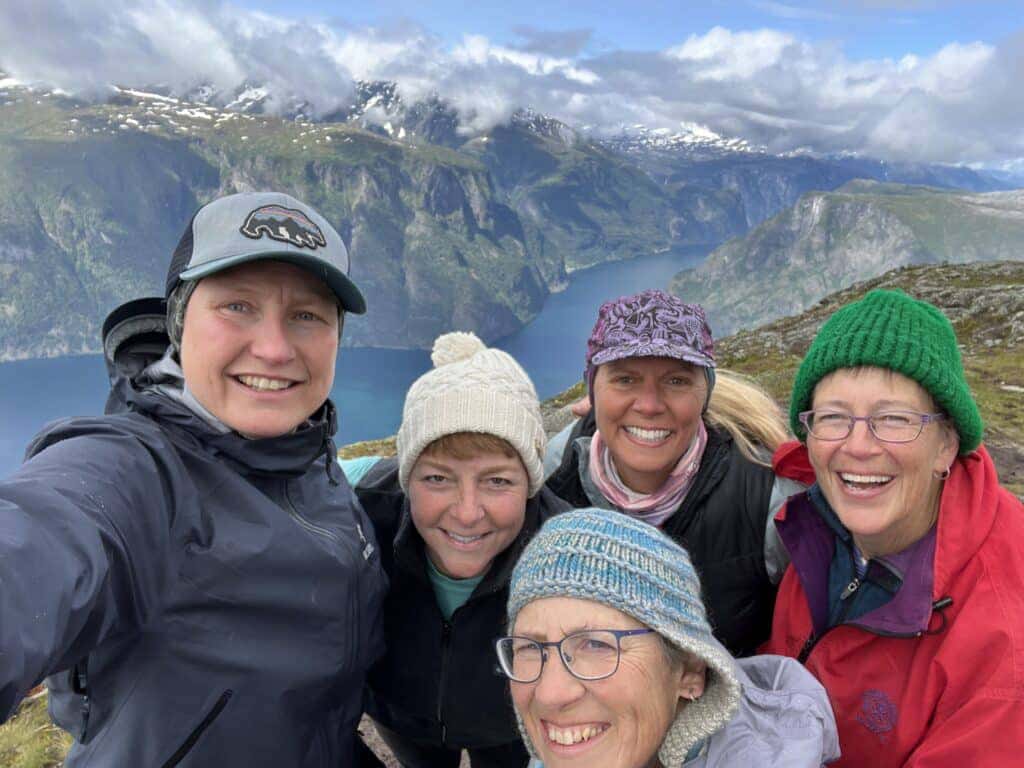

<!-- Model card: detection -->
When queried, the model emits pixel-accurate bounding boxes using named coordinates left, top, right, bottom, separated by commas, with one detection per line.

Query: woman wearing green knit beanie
left=764, top=288, right=1024, bottom=768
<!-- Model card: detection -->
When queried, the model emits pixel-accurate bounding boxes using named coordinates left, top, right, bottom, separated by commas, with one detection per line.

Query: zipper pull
left=797, top=633, right=817, bottom=664
left=840, top=578, right=861, bottom=601
left=356, top=522, right=374, bottom=561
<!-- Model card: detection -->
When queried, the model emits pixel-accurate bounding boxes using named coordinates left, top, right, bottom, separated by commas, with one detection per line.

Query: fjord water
left=0, top=248, right=707, bottom=478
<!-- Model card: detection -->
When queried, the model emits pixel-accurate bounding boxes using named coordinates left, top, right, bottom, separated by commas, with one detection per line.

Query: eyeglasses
left=495, top=628, right=655, bottom=684
left=798, top=409, right=947, bottom=443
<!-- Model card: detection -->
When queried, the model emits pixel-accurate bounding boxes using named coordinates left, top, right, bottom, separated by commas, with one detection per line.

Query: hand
left=570, top=396, right=591, bottom=418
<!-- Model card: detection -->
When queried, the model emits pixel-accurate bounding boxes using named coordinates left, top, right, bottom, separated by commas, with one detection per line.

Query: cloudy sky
left=1, top=0, right=1022, bottom=168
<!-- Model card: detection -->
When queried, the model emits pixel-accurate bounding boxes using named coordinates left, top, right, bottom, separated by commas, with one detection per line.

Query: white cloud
left=0, top=0, right=1021, bottom=165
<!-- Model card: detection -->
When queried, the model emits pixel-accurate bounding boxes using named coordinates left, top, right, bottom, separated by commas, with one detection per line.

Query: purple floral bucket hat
left=585, top=289, right=716, bottom=393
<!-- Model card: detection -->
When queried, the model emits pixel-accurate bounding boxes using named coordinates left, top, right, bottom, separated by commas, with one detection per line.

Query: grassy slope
left=0, top=695, right=70, bottom=768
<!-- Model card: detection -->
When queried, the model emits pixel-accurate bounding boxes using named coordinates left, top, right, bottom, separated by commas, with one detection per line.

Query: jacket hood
left=701, top=655, right=840, bottom=767
left=771, top=440, right=817, bottom=486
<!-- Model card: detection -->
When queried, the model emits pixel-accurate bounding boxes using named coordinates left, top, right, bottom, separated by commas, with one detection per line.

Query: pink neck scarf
left=589, top=421, right=708, bottom=528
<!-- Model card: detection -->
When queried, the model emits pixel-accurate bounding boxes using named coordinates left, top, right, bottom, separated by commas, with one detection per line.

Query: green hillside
left=715, top=260, right=1024, bottom=497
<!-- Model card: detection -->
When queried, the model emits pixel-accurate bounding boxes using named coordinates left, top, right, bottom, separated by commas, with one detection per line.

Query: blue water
left=0, top=248, right=707, bottom=478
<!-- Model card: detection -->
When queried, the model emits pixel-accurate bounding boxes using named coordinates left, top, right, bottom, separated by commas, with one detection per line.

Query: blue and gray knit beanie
left=507, top=509, right=741, bottom=766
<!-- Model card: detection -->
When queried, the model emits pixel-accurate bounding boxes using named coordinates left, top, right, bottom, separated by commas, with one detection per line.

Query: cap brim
left=590, top=344, right=715, bottom=369
left=179, top=251, right=367, bottom=315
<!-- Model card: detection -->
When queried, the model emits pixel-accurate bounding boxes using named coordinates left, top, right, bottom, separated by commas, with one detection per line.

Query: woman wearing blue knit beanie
left=498, top=509, right=839, bottom=768
left=764, top=289, right=1024, bottom=768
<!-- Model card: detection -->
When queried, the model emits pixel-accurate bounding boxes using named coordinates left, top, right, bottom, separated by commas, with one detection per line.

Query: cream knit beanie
left=397, top=332, right=546, bottom=496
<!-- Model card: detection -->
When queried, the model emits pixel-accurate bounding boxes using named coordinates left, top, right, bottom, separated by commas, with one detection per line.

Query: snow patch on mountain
left=600, top=122, right=763, bottom=160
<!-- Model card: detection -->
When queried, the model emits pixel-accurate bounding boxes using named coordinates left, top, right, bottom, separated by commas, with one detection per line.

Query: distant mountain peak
left=600, top=121, right=764, bottom=160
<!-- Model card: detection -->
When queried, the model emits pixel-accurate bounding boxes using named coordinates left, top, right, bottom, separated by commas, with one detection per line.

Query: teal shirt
left=426, top=555, right=484, bottom=620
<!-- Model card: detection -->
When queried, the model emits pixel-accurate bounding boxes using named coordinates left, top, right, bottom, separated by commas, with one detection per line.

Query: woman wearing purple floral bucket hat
left=545, top=289, right=804, bottom=657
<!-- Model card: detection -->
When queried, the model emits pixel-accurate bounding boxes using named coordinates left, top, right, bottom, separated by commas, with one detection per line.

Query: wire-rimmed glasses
left=798, top=409, right=947, bottom=443
left=495, top=628, right=655, bottom=683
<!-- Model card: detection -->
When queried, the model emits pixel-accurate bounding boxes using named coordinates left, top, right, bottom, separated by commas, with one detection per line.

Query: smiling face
left=179, top=260, right=340, bottom=438
left=511, top=597, right=688, bottom=768
left=408, top=444, right=529, bottom=579
left=808, top=367, right=959, bottom=559
left=592, top=357, right=708, bottom=493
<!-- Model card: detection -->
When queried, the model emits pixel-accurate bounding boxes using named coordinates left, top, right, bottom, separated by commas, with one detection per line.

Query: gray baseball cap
left=165, top=191, right=366, bottom=314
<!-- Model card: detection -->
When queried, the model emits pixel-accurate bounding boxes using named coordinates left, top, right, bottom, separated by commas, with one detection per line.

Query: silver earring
left=934, top=467, right=951, bottom=480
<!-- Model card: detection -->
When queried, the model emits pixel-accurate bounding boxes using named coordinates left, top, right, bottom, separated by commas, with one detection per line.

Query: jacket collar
left=115, top=347, right=338, bottom=479
left=775, top=443, right=1000, bottom=636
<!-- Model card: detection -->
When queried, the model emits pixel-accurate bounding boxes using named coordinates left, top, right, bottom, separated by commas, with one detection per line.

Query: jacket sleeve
left=339, top=456, right=383, bottom=487
left=543, top=420, right=576, bottom=479
left=904, top=692, right=1024, bottom=767
left=0, top=423, right=176, bottom=722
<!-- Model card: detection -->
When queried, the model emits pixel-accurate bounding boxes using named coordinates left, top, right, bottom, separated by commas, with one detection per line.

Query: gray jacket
left=684, top=654, right=840, bottom=767
left=0, top=337, right=387, bottom=766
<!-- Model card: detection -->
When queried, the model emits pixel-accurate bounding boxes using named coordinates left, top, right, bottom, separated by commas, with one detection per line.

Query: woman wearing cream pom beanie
left=342, top=332, right=569, bottom=767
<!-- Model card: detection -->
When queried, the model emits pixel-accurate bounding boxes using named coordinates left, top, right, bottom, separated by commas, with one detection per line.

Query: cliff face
left=0, top=92, right=687, bottom=360
left=670, top=182, right=1024, bottom=336
left=0, top=134, right=218, bottom=360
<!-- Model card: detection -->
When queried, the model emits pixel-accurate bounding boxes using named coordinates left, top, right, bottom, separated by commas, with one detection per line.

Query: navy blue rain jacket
left=0, top=320, right=387, bottom=767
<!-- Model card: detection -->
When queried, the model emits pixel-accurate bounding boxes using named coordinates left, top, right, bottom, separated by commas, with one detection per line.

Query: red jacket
left=763, top=443, right=1024, bottom=768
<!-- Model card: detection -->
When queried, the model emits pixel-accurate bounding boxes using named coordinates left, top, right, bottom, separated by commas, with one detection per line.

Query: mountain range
left=0, top=73, right=1018, bottom=361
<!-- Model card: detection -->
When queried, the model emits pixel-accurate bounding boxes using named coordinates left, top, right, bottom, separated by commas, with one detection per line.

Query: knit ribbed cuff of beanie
left=397, top=387, right=546, bottom=495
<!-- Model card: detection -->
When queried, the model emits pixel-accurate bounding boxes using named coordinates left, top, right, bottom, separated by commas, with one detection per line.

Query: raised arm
left=0, top=419, right=175, bottom=721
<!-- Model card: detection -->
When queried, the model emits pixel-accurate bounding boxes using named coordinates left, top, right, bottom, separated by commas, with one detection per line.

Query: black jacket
left=0, top=324, right=387, bottom=766
left=545, top=413, right=777, bottom=658
left=355, top=457, right=568, bottom=750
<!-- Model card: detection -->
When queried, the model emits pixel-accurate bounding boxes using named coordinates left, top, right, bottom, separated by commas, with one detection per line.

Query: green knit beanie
left=790, top=289, right=982, bottom=454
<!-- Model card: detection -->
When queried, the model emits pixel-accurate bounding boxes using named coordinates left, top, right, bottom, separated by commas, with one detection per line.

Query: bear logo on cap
left=240, top=205, right=327, bottom=250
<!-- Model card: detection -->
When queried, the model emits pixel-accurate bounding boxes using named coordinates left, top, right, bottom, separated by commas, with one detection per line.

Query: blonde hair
left=705, top=369, right=790, bottom=466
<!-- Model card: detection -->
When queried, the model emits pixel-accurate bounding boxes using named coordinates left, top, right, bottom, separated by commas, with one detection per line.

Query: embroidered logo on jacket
left=856, top=689, right=898, bottom=742
left=240, top=205, right=327, bottom=250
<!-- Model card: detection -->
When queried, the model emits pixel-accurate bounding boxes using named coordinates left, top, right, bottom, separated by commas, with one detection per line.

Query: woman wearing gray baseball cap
left=0, top=192, right=387, bottom=767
